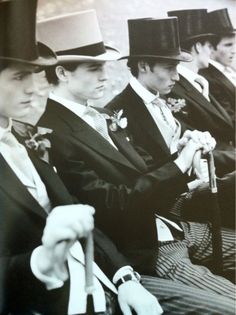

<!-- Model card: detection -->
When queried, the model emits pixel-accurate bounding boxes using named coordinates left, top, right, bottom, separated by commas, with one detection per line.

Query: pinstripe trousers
left=141, top=221, right=235, bottom=314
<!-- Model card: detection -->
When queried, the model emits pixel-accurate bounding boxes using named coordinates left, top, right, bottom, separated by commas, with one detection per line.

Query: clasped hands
left=175, top=129, right=216, bottom=176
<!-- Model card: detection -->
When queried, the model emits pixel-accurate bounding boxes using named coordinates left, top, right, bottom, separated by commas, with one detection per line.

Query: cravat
left=194, top=76, right=210, bottom=101
left=84, top=106, right=117, bottom=148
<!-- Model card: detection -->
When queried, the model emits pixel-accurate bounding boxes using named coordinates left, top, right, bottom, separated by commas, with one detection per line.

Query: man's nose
left=99, top=67, right=108, bottom=81
left=24, top=74, right=35, bottom=94
left=173, top=70, right=180, bottom=82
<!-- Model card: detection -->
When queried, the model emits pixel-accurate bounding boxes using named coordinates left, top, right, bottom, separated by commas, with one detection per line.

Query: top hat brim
left=120, top=50, right=192, bottom=62
left=0, top=42, right=57, bottom=67
left=57, top=46, right=121, bottom=63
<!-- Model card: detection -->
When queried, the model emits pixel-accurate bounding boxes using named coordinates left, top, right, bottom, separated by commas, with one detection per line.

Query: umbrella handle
left=206, top=151, right=223, bottom=275
left=85, top=231, right=95, bottom=294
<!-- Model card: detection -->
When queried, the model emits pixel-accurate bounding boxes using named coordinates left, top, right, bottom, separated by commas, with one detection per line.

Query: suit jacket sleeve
left=50, top=132, right=188, bottom=248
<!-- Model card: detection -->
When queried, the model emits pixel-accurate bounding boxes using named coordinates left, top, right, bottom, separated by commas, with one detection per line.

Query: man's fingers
left=42, top=227, right=77, bottom=248
left=119, top=303, right=132, bottom=315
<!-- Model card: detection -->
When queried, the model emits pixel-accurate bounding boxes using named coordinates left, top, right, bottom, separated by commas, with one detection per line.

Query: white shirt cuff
left=30, top=246, right=64, bottom=290
left=112, top=266, right=133, bottom=284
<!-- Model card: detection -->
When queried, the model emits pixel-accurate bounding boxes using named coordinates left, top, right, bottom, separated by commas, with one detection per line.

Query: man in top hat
left=37, top=11, right=236, bottom=312
left=106, top=16, right=235, bottom=226
left=165, top=9, right=235, bottom=177
left=0, top=2, right=169, bottom=315
left=200, top=8, right=236, bottom=123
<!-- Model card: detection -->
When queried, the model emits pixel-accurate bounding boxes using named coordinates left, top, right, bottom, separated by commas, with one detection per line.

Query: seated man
left=37, top=9, right=235, bottom=311
left=0, top=1, right=171, bottom=315
left=200, top=8, right=236, bottom=124
left=166, top=9, right=235, bottom=176
left=106, top=16, right=235, bottom=226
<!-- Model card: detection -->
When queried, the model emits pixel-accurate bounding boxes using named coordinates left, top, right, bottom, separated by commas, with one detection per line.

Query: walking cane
left=85, top=231, right=95, bottom=315
left=206, top=151, right=223, bottom=275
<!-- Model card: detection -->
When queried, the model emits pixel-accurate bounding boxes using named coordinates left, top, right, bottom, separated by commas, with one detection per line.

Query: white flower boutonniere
left=102, top=109, right=128, bottom=132
left=166, top=98, right=186, bottom=113
left=24, top=126, right=53, bottom=163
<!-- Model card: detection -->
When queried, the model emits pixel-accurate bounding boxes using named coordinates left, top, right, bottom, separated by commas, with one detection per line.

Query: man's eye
left=13, top=75, right=24, bottom=81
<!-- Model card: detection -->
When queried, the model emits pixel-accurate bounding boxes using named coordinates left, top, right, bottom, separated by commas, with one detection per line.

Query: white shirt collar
left=49, top=92, right=88, bottom=118
left=177, top=64, right=209, bottom=91
left=0, top=119, right=12, bottom=142
left=129, top=76, right=159, bottom=104
left=177, top=64, right=200, bottom=82
left=210, top=59, right=225, bottom=72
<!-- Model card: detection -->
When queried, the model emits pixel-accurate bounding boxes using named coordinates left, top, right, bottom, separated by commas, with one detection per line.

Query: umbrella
left=85, top=231, right=95, bottom=315
left=207, top=151, right=223, bottom=275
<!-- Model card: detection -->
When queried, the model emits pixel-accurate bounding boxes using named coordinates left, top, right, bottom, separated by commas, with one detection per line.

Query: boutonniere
left=24, top=126, right=53, bottom=163
left=166, top=98, right=186, bottom=113
left=102, top=109, right=128, bottom=132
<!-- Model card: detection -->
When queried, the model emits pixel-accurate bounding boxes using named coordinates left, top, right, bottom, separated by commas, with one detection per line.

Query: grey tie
left=194, top=76, right=210, bottom=101
left=84, top=106, right=117, bottom=148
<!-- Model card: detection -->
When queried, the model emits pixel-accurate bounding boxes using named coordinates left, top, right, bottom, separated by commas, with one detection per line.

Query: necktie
left=84, top=106, right=117, bottom=148
left=151, top=98, right=181, bottom=153
left=1, top=131, right=35, bottom=184
left=194, top=76, right=210, bottom=101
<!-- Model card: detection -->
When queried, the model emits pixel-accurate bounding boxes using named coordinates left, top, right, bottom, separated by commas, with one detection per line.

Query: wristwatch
left=116, top=271, right=141, bottom=288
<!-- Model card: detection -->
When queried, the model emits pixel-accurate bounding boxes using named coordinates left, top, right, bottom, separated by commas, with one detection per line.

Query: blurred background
left=37, top=0, right=236, bottom=106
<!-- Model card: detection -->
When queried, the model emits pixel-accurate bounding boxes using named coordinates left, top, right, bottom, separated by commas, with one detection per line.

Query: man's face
left=141, top=60, right=179, bottom=95
left=198, top=41, right=213, bottom=69
left=65, top=61, right=108, bottom=104
left=212, top=35, right=236, bottom=67
left=0, top=63, right=38, bottom=126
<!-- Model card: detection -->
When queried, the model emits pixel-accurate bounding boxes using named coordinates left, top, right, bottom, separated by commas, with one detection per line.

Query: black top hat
left=168, top=9, right=215, bottom=43
left=121, top=17, right=192, bottom=62
left=208, top=9, right=236, bottom=36
left=0, top=0, right=57, bottom=66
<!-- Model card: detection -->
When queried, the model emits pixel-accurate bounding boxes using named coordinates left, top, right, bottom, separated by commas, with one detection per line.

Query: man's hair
left=127, top=58, right=161, bottom=77
left=211, top=33, right=235, bottom=50
left=181, top=37, right=214, bottom=52
left=45, top=62, right=80, bottom=85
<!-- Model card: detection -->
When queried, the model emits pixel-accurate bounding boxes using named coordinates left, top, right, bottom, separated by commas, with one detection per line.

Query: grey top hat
left=0, top=0, right=57, bottom=66
left=37, top=10, right=121, bottom=63
left=121, top=17, right=192, bottom=62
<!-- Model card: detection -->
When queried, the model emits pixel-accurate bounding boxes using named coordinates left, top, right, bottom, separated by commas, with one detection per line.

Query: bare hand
left=118, top=281, right=163, bottom=315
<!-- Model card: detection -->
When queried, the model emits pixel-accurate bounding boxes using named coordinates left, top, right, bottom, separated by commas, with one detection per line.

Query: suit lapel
left=48, top=101, right=140, bottom=172
left=0, top=154, right=47, bottom=219
left=178, top=75, right=233, bottom=126
left=29, top=151, right=75, bottom=206
left=109, top=128, right=147, bottom=172
left=209, top=64, right=235, bottom=96
left=129, top=88, right=170, bottom=156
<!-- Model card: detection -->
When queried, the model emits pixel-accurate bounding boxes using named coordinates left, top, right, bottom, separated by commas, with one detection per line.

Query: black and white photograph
left=0, top=0, right=235, bottom=314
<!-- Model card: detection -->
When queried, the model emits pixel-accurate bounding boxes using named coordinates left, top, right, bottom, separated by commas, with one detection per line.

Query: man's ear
left=55, top=65, right=69, bottom=82
left=194, top=42, right=202, bottom=54
left=137, top=61, right=149, bottom=73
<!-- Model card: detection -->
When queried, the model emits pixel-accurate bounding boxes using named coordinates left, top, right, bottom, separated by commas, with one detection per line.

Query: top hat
left=37, top=10, right=120, bottom=63
left=208, top=9, right=236, bottom=36
left=121, top=17, right=192, bottom=62
left=168, top=9, right=215, bottom=43
left=0, top=0, right=57, bottom=66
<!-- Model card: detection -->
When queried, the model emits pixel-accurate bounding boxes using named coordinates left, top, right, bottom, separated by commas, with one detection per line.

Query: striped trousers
left=142, top=221, right=235, bottom=314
